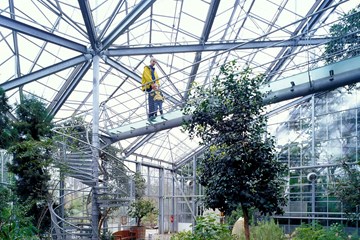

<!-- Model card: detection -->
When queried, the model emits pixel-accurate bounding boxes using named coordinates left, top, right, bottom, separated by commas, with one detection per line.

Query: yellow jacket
left=141, top=66, right=160, bottom=91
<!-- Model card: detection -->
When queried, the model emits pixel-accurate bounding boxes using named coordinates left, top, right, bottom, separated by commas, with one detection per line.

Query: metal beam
left=78, top=0, right=98, bottom=51
left=48, top=61, right=92, bottom=116
left=123, top=134, right=156, bottom=157
left=0, top=54, right=92, bottom=91
left=103, top=56, right=140, bottom=81
left=264, top=0, right=335, bottom=82
left=173, top=146, right=206, bottom=170
left=0, top=15, right=87, bottom=53
left=9, top=1, right=21, bottom=78
left=101, top=0, right=156, bottom=50
left=185, top=0, right=220, bottom=100
left=201, top=0, right=220, bottom=43
left=106, top=38, right=332, bottom=56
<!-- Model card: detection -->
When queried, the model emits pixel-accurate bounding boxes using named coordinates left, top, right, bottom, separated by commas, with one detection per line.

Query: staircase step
left=64, top=226, right=92, bottom=231
left=68, top=173, right=93, bottom=181
left=65, top=159, right=93, bottom=164
left=80, top=180, right=96, bottom=186
left=67, top=152, right=92, bottom=157
left=67, top=166, right=93, bottom=172
left=97, top=199, right=131, bottom=204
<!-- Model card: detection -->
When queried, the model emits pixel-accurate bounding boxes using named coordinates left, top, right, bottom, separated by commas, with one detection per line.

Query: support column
left=91, top=55, right=100, bottom=240
left=311, top=95, right=315, bottom=225
left=192, top=156, right=197, bottom=226
left=159, top=168, right=164, bottom=234
left=171, top=171, right=176, bottom=233
left=311, top=94, right=315, bottom=166
left=60, top=141, right=66, bottom=232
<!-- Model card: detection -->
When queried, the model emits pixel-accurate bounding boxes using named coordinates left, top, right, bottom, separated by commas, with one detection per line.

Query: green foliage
left=244, top=219, right=286, bottom=240
left=170, top=213, right=238, bottom=240
left=66, top=197, right=86, bottom=217
left=0, top=88, right=14, bottom=149
left=193, top=213, right=235, bottom=240
left=141, top=210, right=158, bottom=228
left=170, top=230, right=193, bottom=240
left=183, top=60, right=286, bottom=217
left=292, top=222, right=351, bottom=240
left=333, top=162, right=360, bottom=220
left=13, top=95, right=53, bottom=140
left=53, top=116, right=89, bottom=150
left=5, top=95, right=54, bottom=233
left=128, top=198, right=158, bottom=227
left=134, top=171, right=146, bottom=199
left=7, top=140, right=53, bottom=201
left=128, top=172, right=158, bottom=226
left=323, top=4, right=360, bottom=64
left=0, top=185, right=40, bottom=240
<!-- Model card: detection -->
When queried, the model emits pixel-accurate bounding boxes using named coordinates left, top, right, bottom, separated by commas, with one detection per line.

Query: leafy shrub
left=170, top=213, right=238, bottom=240
left=292, top=222, right=353, bottom=240
left=249, top=219, right=286, bottom=240
left=170, top=230, right=193, bottom=240
left=0, top=186, right=39, bottom=240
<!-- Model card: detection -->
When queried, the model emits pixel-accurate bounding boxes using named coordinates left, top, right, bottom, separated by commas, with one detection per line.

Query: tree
left=6, top=95, right=54, bottom=234
left=322, top=4, right=360, bottom=222
left=323, top=4, right=360, bottom=64
left=128, top=172, right=158, bottom=227
left=333, top=162, right=360, bottom=220
left=183, top=61, right=286, bottom=240
left=0, top=88, right=14, bottom=149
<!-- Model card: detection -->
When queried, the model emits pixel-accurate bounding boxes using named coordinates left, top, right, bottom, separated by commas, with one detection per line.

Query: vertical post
left=311, top=95, right=315, bottom=226
left=192, top=156, right=196, bottom=227
left=91, top=55, right=100, bottom=240
left=311, top=95, right=315, bottom=166
left=159, top=168, right=164, bottom=234
left=311, top=180, right=315, bottom=221
left=60, top=141, right=66, bottom=230
left=171, top=171, right=176, bottom=233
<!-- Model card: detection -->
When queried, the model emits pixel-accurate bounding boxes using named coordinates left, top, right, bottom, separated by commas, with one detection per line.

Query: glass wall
left=269, top=86, right=360, bottom=234
left=121, top=85, right=360, bottom=235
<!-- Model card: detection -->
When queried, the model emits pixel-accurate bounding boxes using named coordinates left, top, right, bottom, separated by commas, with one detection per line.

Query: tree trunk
left=242, top=205, right=250, bottom=240
left=98, top=208, right=111, bottom=236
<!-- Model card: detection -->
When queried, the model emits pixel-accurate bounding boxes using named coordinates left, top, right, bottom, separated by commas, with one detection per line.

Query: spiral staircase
left=49, top=143, right=134, bottom=239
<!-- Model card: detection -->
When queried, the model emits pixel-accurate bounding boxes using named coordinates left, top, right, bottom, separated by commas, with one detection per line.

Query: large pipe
left=264, top=67, right=360, bottom=104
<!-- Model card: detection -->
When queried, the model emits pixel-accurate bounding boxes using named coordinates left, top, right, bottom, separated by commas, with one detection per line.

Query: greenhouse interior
left=0, top=0, right=360, bottom=239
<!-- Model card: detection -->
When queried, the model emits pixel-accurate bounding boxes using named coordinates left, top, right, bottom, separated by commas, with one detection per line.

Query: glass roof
left=0, top=0, right=357, bottom=168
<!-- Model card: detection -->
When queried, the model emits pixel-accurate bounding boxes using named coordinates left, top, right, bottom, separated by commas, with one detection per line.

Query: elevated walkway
left=106, top=55, right=360, bottom=142
left=108, top=109, right=191, bottom=142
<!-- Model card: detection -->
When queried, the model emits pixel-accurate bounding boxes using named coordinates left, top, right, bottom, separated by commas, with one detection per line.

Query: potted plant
left=128, top=172, right=158, bottom=239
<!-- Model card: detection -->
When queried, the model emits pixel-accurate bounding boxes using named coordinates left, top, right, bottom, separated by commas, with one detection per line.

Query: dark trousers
left=148, top=92, right=155, bottom=118
left=154, top=100, right=163, bottom=115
